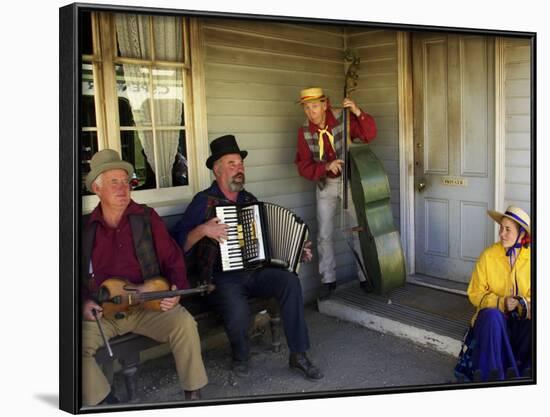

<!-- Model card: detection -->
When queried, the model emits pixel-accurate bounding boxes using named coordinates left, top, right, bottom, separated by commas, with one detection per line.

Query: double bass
left=341, top=49, right=406, bottom=295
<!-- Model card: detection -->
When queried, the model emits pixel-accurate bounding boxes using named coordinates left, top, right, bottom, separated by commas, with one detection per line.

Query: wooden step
left=318, top=282, right=475, bottom=356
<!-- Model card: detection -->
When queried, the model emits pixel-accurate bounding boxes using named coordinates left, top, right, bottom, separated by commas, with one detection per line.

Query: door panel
left=424, top=198, right=449, bottom=256
left=460, top=201, right=489, bottom=260
left=413, top=33, right=495, bottom=283
left=462, top=37, right=489, bottom=176
left=424, top=39, right=448, bottom=174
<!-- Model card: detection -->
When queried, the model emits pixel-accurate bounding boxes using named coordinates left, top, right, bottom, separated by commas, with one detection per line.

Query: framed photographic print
left=59, top=1, right=536, bottom=414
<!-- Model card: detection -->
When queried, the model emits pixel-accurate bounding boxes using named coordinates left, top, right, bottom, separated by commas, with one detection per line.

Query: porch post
left=494, top=37, right=506, bottom=241
left=397, top=31, right=415, bottom=275
left=189, top=17, right=212, bottom=192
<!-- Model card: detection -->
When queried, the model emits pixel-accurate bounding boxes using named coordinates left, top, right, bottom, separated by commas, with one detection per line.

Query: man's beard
left=228, top=173, right=245, bottom=192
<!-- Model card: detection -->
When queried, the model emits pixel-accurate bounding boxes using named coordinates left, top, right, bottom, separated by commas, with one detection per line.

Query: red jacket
left=295, top=106, right=376, bottom=181
left=86, top=200, right=188, bottom=298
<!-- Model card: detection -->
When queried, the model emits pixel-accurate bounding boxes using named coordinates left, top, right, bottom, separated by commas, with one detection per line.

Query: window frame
left=81, top=12, right=210, bottom=214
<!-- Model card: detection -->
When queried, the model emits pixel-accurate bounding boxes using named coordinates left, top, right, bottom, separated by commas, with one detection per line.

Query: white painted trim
left=494, top=37, right=506, bottom=241
left=189, top=18, right=212, bottom=192
left=397, top=32, right=415, bottom=275
left=82, top=16, right=210, bottom=214
left=98, top=12, right=121, bottom=153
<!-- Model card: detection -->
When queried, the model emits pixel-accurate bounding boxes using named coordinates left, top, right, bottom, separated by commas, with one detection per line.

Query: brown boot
left=184, top=389, right=201, bottom=401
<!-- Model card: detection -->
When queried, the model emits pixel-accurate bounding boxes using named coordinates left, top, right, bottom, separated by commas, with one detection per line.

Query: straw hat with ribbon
left=487, top=206, right=530, bottom=236
left=487, top=205, right=531, bottom=258
left=297, top=87, right=327, bottom=104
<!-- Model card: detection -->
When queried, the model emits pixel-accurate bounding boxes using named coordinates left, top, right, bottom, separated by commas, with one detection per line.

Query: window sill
left=82, top=187, right=193, bottom=216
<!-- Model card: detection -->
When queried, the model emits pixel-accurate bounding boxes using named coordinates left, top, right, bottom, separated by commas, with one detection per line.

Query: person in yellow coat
left=457, top=206, right=531, bottom=382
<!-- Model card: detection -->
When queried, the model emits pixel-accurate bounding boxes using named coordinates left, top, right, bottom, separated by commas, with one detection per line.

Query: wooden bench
left=95, top=288, right=282, bottom=401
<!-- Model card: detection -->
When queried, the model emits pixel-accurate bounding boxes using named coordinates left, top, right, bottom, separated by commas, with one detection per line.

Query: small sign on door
left=442, top=176, right=467, bottom=186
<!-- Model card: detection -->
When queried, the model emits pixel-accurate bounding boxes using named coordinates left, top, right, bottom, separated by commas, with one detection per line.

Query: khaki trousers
left=82, top=305, right=208, bottom=406
left=316, top=177, right=366, bottom=284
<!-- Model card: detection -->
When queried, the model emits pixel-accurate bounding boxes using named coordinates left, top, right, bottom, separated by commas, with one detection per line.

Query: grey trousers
left=316, top=177, right=366, bottom=284
left=82, top=305, right=208, bottom=406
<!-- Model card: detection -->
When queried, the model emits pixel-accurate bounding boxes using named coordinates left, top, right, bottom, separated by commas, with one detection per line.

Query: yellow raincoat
left=467, top=242, right=531, bottom=326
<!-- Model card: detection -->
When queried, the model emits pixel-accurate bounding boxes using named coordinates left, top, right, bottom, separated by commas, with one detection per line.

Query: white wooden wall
left=179, top=20, right=530, bottom=299
left=503, top=38, right=531, bottom=215
left=199, top=19, right=402, bottom=300
left=201, top=18, right=346, bottom=300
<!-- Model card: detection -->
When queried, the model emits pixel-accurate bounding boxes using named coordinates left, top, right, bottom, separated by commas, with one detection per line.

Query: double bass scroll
left=342, top=49, right=361, bottom=211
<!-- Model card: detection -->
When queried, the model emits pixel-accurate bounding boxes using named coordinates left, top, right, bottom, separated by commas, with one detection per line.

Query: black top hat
left=206, top=135, right=248, bottom=169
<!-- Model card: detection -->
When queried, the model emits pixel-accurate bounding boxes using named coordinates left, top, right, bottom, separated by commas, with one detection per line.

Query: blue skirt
left=455, top=308, right=531, bottom=382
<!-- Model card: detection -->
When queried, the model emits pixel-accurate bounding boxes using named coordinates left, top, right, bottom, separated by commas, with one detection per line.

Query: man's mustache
left=232, top=173, right=245, bottom=182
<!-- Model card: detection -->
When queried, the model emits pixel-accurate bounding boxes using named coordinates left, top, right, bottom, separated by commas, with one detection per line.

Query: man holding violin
left=81, top=149, right=207, bottom=406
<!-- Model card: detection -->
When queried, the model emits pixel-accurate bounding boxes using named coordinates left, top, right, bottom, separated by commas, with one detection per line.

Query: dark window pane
left=81, top=63, right=96, bottom=127
left=118, top=92, right=156, bottom=190
left=80, top=11, right=93, bottom=56
left=172, top=130, right=188, bottom=187
left=81, top=132, right=99, bottom=195
left=81, top=93, right=96, bottom=128
left=123, top=131, right=156, bottom=191
left=118, top=97, right=135, bottom=126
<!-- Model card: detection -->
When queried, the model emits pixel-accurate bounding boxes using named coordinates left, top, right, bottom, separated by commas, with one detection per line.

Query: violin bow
left=92, top=308, right=113, bottom=357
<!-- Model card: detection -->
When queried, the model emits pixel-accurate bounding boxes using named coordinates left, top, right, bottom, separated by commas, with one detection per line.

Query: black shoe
left=359, top=280, right=373, bottom=293
left=99, top=391, right=119, bottom=405
left=184, top=389, right=201, bottom=401
left=232, top=359, right=250, bottom=377
left=473, top=369, right=483, bottom=382
left=318, top=282, right=336, bottom=300
left=506, top=367, right=518, bottom=379
left=289, top=352, right=324, bottom=380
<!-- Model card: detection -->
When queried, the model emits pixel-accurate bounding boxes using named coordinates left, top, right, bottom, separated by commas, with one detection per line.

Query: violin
left=96, top=276, right=213, bottom=319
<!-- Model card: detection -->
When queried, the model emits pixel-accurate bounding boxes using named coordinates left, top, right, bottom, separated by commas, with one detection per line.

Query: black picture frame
left=59, top=2, right=536, bottom=414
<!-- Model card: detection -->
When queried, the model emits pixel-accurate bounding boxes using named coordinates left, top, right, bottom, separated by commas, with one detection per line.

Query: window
left=80, top=11, right=204, bottom=210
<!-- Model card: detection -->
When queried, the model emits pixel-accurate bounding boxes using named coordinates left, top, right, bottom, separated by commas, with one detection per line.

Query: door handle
left=417, top=180, right=426, bottom=192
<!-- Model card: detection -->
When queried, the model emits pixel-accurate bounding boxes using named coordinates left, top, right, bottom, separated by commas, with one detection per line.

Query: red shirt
left=86, top=200, right=188, bottom=297
left=295, top=107, right=377, bottom=181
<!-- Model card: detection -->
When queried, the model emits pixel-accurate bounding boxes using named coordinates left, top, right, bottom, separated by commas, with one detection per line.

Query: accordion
left=215, top=202, right=309, bottom=274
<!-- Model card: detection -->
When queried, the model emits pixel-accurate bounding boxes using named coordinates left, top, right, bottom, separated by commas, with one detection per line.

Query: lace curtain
left=115, top=14, right=184, bottom=188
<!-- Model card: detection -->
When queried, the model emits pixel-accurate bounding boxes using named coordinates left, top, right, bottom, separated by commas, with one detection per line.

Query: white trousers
left=316, top=177, right=366, bottom=284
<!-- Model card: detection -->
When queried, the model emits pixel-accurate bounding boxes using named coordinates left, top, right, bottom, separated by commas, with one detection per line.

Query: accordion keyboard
left=216, top=206, right=244, bottom=271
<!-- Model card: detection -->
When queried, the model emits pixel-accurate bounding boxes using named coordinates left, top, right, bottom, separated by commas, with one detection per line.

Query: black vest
left=81, top=205, right=161, bottom=294
left=191, top=188, right=256, bottom=283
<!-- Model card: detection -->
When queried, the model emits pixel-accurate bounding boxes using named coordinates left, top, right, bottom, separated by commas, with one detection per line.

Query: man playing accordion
left=172, top=135, right=323, bottom=380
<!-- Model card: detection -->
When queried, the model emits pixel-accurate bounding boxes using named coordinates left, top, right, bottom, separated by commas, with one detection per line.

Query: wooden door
left=412, top=33, right=495, bottom=283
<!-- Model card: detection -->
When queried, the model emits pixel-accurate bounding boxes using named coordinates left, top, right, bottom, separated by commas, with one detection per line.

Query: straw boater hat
left=85, top=149, right=134, bottom=192
left=487, top=206, right=530, bottom=235
left=297, top=87, right=327, bottom=104
left=206, top=135, right=248, bottom=169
